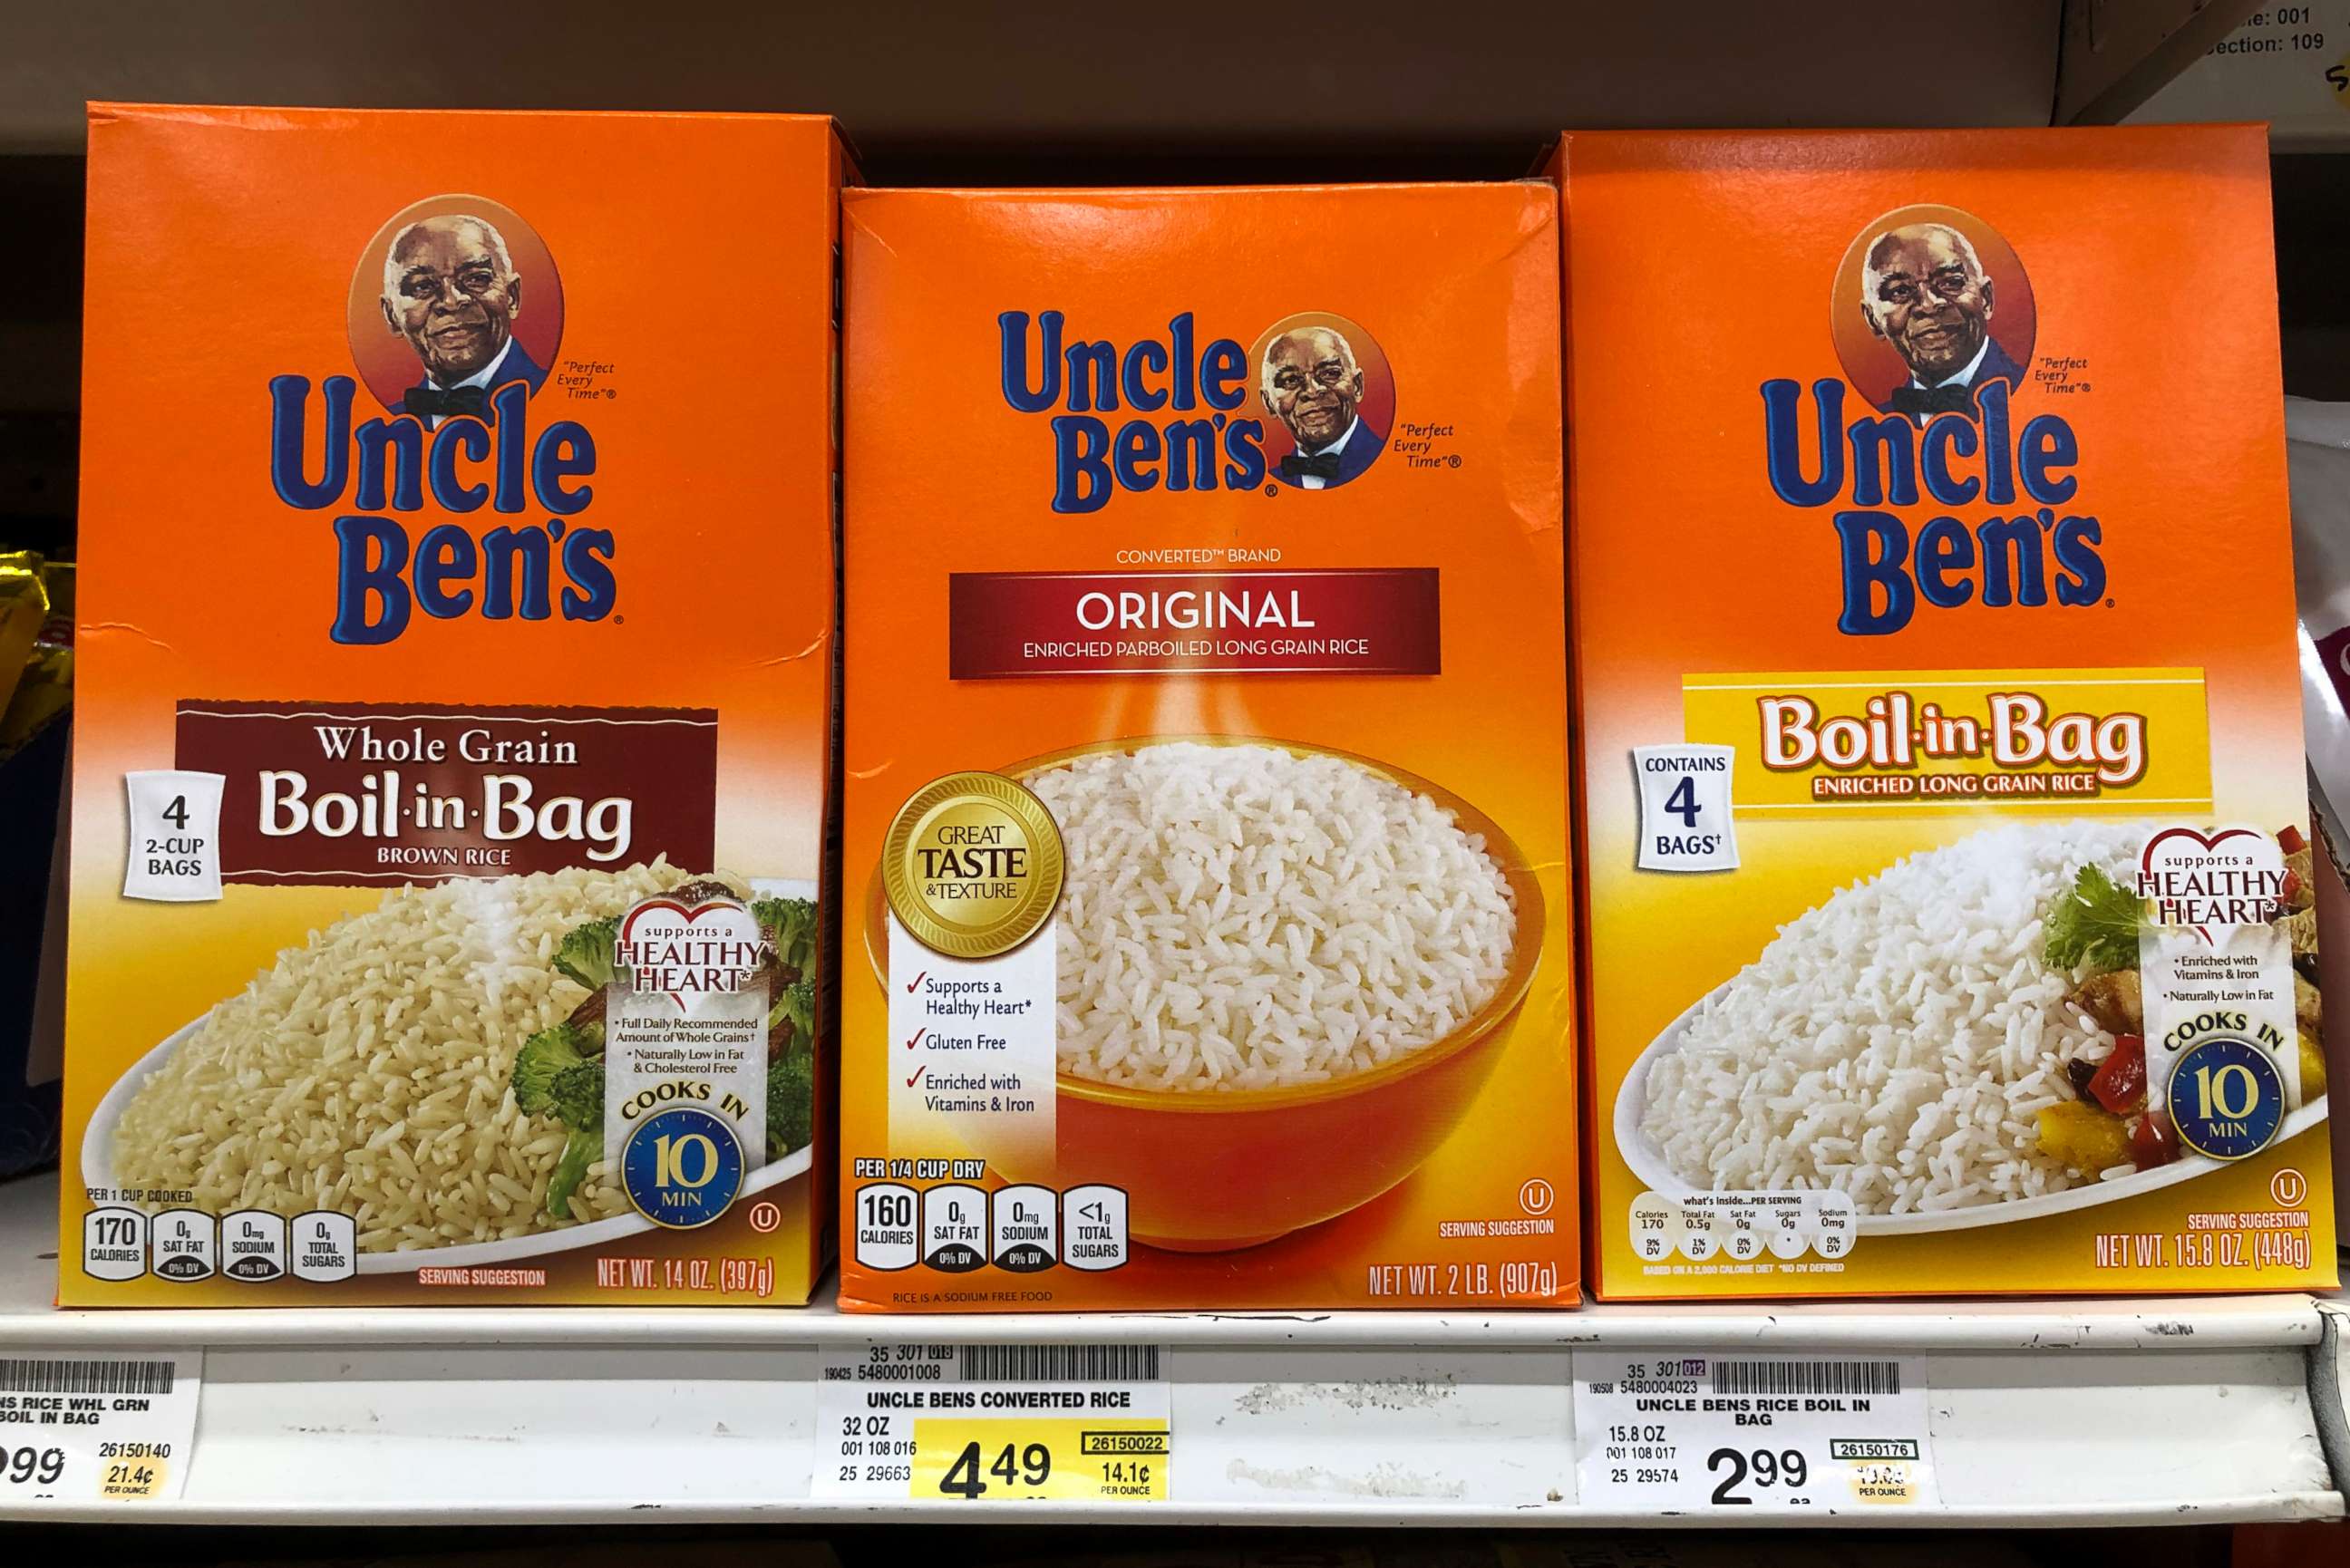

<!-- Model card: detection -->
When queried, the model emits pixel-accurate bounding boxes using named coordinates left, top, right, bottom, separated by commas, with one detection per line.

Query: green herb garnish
left=2044, top=864, right=2144, bottom=972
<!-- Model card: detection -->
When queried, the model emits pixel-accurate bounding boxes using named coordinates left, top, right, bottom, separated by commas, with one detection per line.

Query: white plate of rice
left=1613, top=821, right=2330, bottom=1235
left=87, top=863, right=819, bottom=1273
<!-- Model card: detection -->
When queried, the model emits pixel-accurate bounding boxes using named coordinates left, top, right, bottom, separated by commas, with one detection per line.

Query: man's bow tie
left=403, top=383, right=489, bottom=421
left=1279, top=450, right=1344, bottom=482
left=1889, top=382, right=1976, bottom=420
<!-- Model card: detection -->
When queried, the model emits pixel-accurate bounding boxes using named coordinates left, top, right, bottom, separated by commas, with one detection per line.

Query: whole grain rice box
left=1557, top=126, right=2336, bottom=1299
left=62, top=105, right=847, bottom=1305
left=839, top=182, right=1578, bottom=1311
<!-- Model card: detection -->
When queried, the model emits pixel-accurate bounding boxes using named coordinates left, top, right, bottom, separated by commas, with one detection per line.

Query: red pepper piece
left=2131, top=1111, right=2179, bottom=1168
left=2089, top=1033, right=2146, bottom=1114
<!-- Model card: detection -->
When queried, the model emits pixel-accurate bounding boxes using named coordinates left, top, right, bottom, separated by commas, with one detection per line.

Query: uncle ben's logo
left=999, top=309, right=1395, bottom=511
left=266, top=196, right=613, bottom=645
left=1762, top=205, right=2102, bottom=637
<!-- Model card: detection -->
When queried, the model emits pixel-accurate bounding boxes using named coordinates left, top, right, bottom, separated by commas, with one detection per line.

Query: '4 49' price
left=922, top=1428, right=1164, bottom=1502
left=940, top=1439, right=1051, bottom=1498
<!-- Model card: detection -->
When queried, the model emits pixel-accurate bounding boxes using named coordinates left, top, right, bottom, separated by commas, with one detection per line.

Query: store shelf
left=0, top=2, right=2254, bottom=165
left=0, top=1173, right=2341, bottom=1526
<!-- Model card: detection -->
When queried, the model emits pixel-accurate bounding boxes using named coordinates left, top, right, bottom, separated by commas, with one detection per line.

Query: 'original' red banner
left=947, top=568, right=1441, bottom=679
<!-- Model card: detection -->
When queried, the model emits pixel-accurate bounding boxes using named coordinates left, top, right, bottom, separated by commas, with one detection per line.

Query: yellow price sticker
left=913, top=1417, right=1169, bottom=1502
left=1850, top=1459, right=1920, bottom=1505
left=96, top=1455, right=169, bottom=1500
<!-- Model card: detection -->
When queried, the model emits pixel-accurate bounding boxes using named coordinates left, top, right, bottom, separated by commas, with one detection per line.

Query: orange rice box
left=62, top=105, right=848, bottom=1306
left=1556, top=126, right=2336, bottom=1299
left=839, top=183, right=1578, bottom=1311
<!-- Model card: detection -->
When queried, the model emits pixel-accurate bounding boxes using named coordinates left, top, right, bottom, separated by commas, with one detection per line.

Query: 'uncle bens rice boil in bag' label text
left=1559, top=126, right=2334, bottom=1300
left=839, top=183, right=1579, bottom=1312
left=62, top=105, right=847, bottom=1307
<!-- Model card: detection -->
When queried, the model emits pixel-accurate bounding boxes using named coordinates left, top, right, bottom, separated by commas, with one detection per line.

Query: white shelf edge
left=6, top=1495, right=2344, bottom=1529
left=0, top=1296, right=2327, bottom=1353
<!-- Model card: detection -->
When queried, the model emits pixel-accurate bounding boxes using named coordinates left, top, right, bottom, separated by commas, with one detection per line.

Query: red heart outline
left=617, top=897, right=762, bottom=1011
left=2138, top=826, right=2267, bottom=947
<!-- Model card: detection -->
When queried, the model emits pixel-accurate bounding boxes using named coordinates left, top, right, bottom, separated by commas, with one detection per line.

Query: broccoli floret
left=753, top=896, right=820, bottom=976
left=546, top=1126, right=600, bottom=1222
left=553, top=916, right=622, bottom=991
left=767, top=1051, right=814, bottom=1158
left=549, top=1059, right=605, bottom=1133
left=510, top=1021, right=607, bottom=1222
left=511, top=1021, right=601, bottom=1115
left=767, top=976, right=817, bottom=1046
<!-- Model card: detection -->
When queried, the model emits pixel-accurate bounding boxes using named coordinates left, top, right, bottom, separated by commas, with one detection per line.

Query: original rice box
left=62, top=105, right=848, bottom=1305
left=839, top=183, right=1578, bottom=1311
left=1556, top=125, right=2337, bottom=1298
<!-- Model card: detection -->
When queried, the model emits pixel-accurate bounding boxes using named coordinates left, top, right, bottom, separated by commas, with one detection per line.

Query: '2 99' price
left=1707, top=1446, right=1810, bottom=1505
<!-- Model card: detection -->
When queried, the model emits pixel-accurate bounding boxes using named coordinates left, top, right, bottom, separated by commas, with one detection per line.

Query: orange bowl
left=864, top=734, right=1545, bottom=1252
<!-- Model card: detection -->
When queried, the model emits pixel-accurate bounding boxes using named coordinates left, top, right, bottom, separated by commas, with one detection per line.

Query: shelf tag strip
left=815, top=1342, right=1170, bottom=1503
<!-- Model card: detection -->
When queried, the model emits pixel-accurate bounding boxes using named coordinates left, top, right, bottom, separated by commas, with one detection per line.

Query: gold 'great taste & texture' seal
left=882, top=771, right=1064, bottom=958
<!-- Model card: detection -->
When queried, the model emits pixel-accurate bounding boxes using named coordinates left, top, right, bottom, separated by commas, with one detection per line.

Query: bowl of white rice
left=869, top=735, right=1543, bottom=1251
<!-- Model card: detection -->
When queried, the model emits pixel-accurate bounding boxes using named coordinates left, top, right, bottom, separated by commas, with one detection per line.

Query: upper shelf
left=0, top=2, right=2258, bottom=176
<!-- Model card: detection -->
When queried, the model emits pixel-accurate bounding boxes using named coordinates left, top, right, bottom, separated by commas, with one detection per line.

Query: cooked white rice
left=1639, top=822, right=2140, bottom=1215
left=112, top=859, right=706, bottom=1252
left=1033, top=741, right=1519, bottom=1092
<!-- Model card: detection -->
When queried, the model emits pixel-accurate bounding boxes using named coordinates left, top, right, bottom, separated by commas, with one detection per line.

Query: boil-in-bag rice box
left=62, top=105, right=848, bottom=1305
left=1557, top=125, right=2336, bottom=1298
left=838, top=183, right=1579, bottom=1311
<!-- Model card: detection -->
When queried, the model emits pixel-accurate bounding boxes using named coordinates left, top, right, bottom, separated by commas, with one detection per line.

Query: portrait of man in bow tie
left=1262, top=324, right=1386, bottom=490
left=1860, top=222, right=2025, bottom=424
left=379, top=213, right=549, bottom=423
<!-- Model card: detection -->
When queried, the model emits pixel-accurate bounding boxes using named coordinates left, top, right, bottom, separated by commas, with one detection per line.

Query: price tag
left=0, top=1350, right=203, bottom=1505
left=815, top=1342, right=1169, bottom=1503
left=1573, top=1350, right=1935, bottom=1510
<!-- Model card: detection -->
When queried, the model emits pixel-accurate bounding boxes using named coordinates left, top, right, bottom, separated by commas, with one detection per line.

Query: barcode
left=0, top=1358, right=177, bottom=1397
left=1710, top=1360, right=1900, bottom=1397
left=957, top=1344, right=1161, bottom=1382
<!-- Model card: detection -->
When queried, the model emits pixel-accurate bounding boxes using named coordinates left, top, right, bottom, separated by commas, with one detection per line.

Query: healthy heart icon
left=615, top=897, right=767, bottom=1011
left=2136, top=826, right=2286, bottom=947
